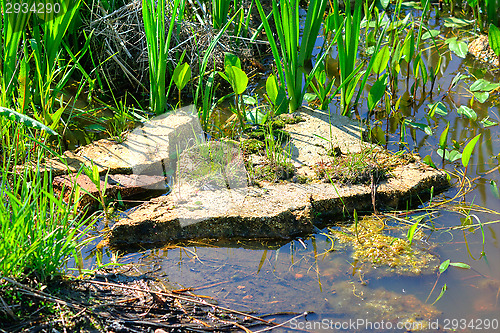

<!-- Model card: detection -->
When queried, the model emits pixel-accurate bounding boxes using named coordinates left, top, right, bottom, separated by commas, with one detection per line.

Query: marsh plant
left=0, top=135, right=92, bottom=281
left=256, top=0, right=328, bottom=112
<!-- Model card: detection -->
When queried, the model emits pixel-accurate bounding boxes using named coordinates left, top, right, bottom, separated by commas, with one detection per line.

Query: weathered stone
left=53, top=174, right=168, bottom=209
left=468, top=35, right=500, bottom=68
left=23, top=106, right=201, bottom=176
left=109, top=123, right=448, bottom=246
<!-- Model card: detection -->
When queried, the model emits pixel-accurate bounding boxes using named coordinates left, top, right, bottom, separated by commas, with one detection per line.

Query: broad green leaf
left=480, top=117, right=498, bottom=127
left=437, top=149, right=462, bottom=162
left=401, top=29, right=415, bottom=62
left=0, top=107, right=58, bottom=136
left=303, top=92, right=317, bottom=102
left=372, top=45, right=390, bottom=75
left=422, top=29, right=440, bottom=40
left=439, top=122, right=450, bottom=150
left=462, top=133, right=481, bottom=168
left=457, top=105, right=477, bottom=120
left=444, top=17, right=474, bottom=28
left=173, top=62, right=191, bottom=91
left=376, top=0, right=390, bottom=9
left=446, top=38, right=468, bottom=58
left=368, top=77, right=387, bottom=111
left=266, top=75, right=278, bottom=104
left=449, top=262, right=471, bottom=269
left=489, top=24, right=500, bottom=57
left=448, top=150, right=462, bottom=162
left=247, top=109, right=268, bottom=125
left=423, top=155, right=437, bottom=168
left=224, top=52, right=241, bottom=69
left=470, top=79, right=500, bottom=92
left=439, top=259, right=450, bottom=274
left=242, top=95, right=257, bottom=105
left=428, top=102, right=448, bottom=117
left=490, top=180, right=500, bottom=199
left=474, top=92, right=489, bottom=103
left=225, top=65, right=248, bottom=95
left=407, top=121, right=432, bottom=136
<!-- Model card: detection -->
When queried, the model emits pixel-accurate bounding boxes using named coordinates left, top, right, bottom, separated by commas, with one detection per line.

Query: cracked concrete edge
left=108, top=164, right=448, bottom=247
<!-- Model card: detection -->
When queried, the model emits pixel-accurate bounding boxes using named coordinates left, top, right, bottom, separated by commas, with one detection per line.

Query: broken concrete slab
left=53, top=174, right=168, bottom=209
left=23, top=106, right=202, bottom=176
left=109, top=163, right=447, bottom=246
left=109, top=106, right=448, bottom=246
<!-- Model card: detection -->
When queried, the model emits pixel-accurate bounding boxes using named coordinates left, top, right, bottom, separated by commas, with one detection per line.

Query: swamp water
left=79, top=8, right=500, bottom=332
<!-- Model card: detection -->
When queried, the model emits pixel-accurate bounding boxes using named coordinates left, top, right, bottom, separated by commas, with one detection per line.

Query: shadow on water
left=75, top=7, right=500, bottom=333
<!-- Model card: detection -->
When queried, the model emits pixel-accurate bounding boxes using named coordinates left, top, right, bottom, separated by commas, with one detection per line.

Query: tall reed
left=142, top=0, right=183, bottom=115
left=0, top=0, right=32, bottom=107
left=333, top=0, right=363, bottom=116
left=256, top=0, right=328, bottom=112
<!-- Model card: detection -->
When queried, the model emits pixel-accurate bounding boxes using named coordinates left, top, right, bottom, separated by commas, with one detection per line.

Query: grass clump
left=314, top=149, right=415, bottom=185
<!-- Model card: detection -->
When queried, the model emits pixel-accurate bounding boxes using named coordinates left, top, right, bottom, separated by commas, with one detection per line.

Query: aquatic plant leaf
left=377, top=0, right=390, bottom=9
left=444, top=17, right=474, bottom=28
left=242, top=95, right=257, bottom=105
left=367, top=76, right=387, bottom=112
left=457, top=105, right=477, bottom=120
left=428, top=102, right=448, bottom=117
left=172, top=62, right=191, bottom=91
left=225, top=65, right=248, bottom=95
left=247, top=109, right=268, bottom=125
left=474, top=92, right=489, bottom=103
left=449, top=262, right=471, bottom=269
left=0, top=107, right=58, bottom=136
left=303, top=93, right=317, bottom=102
left=470, top=79, right=500, bottom=92
left=490, top=180, right=500, bottom=199
left=372, top=45, right=390, bottom=75
left=407, top=216, right=422, bottom=246
left=489, top=24, right=500, bottom=57
left=439, top=259, right=450, bottom=273
left=437, top=149, right=462, bottom=163
left=431, top=284, right=447, bottom=305
left=445, top=37, right=468, bottom=58
left=422, top=29, right=440, bottom=40
left=422, top=155, right=437, bottom=168
left=439, top=122, right=450, bottom=150
left=266, top=75, right=278, bottom=104
left=224, top=52, right=241, bottom=69
left=406, top=121, right=432, bottom=136
left=480, top=117, right=498, bottom=127
left=462, top=134, right=481, bottom=168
